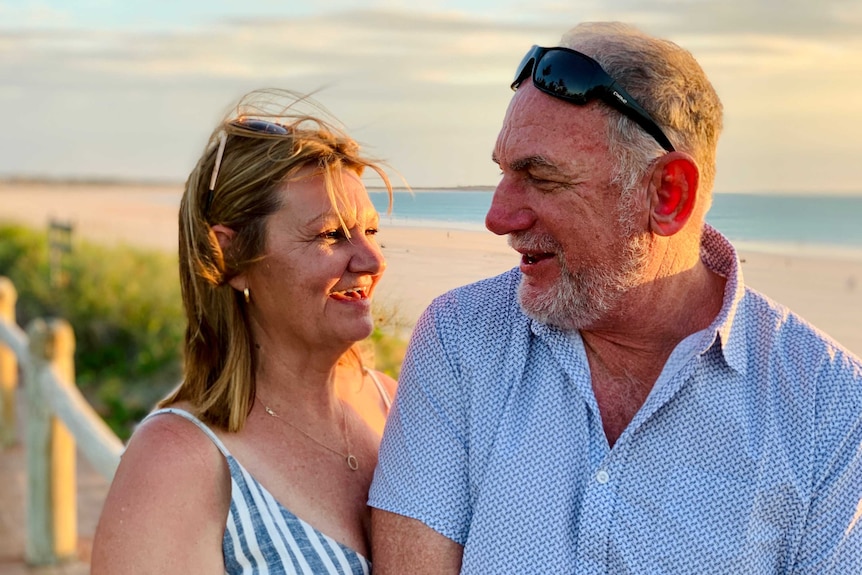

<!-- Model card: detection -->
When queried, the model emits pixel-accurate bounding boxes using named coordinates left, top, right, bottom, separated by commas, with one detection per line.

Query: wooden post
left=25, top=318, right=78, bottom=565
left=0, top=277, right=18, bottom=447
left=48, top=220, right=74, bottom=289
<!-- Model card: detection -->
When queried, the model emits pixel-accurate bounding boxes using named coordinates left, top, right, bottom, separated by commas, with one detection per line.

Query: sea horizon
left=368, top=190, right=862, bottom=260
left=5, top=179, right=861, bottom=261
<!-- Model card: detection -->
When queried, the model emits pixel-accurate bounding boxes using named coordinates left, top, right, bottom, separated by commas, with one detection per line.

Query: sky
left=1, top=0, right=861, bottom=193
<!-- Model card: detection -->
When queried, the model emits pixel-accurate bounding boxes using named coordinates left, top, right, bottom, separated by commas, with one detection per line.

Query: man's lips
left=521, top=252, right=554, bottom=265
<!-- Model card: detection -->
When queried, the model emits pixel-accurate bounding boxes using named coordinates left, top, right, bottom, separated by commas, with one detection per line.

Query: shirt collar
left=525, top=224, right=749, bottom=375
left=699, top=224, right=748, bottom=375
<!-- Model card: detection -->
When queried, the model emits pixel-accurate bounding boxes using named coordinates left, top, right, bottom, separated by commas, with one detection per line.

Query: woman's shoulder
left=369, top=368, right=398, bottom=399
left=130, top=405, right=226, bottom=463
left=113, top=404, right=231, bottom=508
left=91, top=405, right=231, bottom=573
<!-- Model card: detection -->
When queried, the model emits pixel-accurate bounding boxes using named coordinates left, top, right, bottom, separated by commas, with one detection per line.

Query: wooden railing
left=0, top=276, right=124, bottom=566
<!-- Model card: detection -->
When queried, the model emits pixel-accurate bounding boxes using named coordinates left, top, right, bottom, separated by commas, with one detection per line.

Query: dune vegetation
left=0, top=223, right=405, bottom=439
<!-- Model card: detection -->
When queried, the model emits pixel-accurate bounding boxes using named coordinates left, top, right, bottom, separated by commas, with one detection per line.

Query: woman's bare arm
left=92, top=415, right=230, bottom=574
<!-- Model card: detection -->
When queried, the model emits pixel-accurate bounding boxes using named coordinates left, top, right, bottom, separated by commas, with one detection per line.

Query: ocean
left=369, top=190, right=862, bottom=260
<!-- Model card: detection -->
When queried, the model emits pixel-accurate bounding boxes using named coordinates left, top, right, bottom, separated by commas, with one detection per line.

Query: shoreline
left=5, top=182, right=862, bottom=356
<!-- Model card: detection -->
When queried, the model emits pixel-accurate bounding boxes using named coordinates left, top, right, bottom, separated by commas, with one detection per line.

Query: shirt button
left=596, top=470, right=610, bottom=484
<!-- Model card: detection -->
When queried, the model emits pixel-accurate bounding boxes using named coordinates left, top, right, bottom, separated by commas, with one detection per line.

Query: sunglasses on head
left=512, top=45, right=675, bottom=153
left=205, top=118, right=292, bottom=216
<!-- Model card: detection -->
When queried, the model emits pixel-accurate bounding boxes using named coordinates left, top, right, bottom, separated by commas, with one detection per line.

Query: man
left=369, top=22, right=862, bottom=573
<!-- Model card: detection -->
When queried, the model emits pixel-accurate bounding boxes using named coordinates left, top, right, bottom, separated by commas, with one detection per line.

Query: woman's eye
left=319, top=228, right=347, bottom=240
left=366, top=228, right=379, bottom=236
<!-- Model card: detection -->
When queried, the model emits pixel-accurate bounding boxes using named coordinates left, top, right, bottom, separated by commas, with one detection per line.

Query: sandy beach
left=3, top=182, right=862, bottom=356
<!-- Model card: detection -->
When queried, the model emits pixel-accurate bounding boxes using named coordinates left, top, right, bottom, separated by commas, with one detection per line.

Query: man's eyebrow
left=493, top=154, right=559, bottom=173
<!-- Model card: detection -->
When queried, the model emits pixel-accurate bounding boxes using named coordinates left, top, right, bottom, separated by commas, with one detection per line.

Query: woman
left=92, top=89, right=397, bottom=573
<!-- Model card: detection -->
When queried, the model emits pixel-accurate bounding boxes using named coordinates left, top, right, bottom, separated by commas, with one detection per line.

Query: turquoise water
left=370, top=190, right=862, bottom=257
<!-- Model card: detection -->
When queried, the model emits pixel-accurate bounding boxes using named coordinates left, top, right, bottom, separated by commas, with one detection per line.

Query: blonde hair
left=161, top=89, right=393, bottom=432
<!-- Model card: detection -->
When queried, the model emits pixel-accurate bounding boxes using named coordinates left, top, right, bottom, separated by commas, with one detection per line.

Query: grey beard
left=514, top=228, right=651, bottom=331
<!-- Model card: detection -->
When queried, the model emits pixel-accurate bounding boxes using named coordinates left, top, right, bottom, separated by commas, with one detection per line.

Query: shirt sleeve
left=791, top=355, right=862, bottom=573
left=369, top=294, right=472, bottom=544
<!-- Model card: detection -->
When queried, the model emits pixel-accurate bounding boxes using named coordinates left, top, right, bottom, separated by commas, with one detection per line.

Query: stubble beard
left=513, top=198, right=652, bottom=331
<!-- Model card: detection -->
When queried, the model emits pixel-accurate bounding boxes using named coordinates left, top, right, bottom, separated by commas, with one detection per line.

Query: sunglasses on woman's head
left=512, top=45, right=675, bottom=153
left=205, top=118, right=292, bottom=216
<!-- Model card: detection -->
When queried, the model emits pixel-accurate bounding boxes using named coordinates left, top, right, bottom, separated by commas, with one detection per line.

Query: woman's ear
left=648, top=153, right=700, bottom=237
left=211, top=224, right=235, bottom=252
left=211, top=224, right=247, bottom=292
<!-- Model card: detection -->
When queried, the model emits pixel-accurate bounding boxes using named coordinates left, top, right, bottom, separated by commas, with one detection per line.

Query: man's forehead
left=494, top=85, right=609, bottom=167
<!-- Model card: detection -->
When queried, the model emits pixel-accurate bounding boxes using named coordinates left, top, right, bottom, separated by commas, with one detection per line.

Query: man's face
left=486, top=85, right=652, bottom=331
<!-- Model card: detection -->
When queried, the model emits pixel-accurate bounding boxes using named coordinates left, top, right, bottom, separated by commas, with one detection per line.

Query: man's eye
left=527, top=172, right=551, bottom=183
left=527, top=174, right=563, bottom=190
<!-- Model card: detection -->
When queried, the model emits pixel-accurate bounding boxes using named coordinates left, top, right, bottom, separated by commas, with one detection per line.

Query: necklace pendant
left=346, top=454, right=359, bottom=471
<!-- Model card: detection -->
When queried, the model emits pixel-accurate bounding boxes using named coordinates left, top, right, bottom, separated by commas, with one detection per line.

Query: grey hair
left=559, top=22, right=723, bottom=218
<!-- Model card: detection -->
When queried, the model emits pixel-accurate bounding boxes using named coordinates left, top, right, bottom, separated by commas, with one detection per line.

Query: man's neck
left=580, top=258, right=726, bottom=446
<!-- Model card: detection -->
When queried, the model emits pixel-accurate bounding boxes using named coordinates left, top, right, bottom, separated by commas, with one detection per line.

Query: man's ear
left=648, top=153, right=699, bottom=237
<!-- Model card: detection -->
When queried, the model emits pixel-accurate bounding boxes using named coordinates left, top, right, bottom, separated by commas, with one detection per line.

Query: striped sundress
left=143, top=408, right=372, bottom=575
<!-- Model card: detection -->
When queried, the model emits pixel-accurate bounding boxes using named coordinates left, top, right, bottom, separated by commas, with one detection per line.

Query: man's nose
left=485, top=179, right=536, bottom=236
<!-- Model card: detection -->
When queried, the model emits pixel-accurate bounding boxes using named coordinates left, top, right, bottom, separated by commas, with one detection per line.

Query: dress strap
left=142, top=407, right=232, bottom=458
left=363, top=367, right=392, bottom=411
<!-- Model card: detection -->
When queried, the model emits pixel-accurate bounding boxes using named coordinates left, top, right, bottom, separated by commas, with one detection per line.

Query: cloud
left=1, top=10, right=540, bottom=84
left=1, top=4, right=861, bottom=191
left=0, top=2, right=72, bottom=29
left=538, top=0, right=862, bottom=40
left=0, top=9, right=534, bottom=185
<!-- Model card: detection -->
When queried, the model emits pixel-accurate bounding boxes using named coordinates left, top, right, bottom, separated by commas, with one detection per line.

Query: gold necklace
left=258, top=396, right=358, bottom=471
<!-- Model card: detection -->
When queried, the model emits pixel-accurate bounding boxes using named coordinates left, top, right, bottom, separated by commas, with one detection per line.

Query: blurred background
left=1, top=0, right=861, bottom=193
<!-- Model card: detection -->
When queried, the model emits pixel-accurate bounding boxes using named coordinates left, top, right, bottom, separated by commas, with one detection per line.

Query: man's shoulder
left=428, top=267, right=521, bottom=318
left=740, top=286, right=862, bottom=373
left=414, top=267, right=528, bottom=353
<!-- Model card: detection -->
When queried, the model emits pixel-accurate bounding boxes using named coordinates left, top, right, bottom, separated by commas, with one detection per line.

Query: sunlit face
left=486, top=85, right=652, bottom=330
left=243, top=167, right=385, bottom=351
left=507, top=216, right=651, bottom=330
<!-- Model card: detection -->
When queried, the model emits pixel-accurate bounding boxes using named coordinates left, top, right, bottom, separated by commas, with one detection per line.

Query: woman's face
left=242, top=167, right=386, bottom=352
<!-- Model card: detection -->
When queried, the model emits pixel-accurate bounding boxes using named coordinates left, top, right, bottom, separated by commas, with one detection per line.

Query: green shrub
left=0, top=223, right=407, bottom=439
left=0, top=224, right=184, bottom=438
left=368, top=303, right=409, bottom=380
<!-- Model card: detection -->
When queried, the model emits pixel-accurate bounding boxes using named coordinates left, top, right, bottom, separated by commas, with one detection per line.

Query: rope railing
left=0, top=276, right=123, bottom=566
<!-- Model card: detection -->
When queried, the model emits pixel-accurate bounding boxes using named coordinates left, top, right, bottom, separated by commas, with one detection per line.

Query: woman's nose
left=350, top=233, right=386, bottom=275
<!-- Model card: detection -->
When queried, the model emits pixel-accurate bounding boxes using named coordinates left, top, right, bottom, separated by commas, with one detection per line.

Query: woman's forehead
left=277, top=169, right=376, bottom=224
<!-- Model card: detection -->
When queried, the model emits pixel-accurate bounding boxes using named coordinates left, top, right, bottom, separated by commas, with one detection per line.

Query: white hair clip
left=208, top=130, right=228, bottom=192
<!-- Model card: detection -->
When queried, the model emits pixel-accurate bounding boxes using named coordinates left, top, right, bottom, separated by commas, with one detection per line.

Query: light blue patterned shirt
left=369, top=226, right=862, bottom=574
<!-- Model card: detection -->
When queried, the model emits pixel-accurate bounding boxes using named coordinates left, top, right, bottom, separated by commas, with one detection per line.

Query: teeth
left=524, top=255, right=537, bottom=264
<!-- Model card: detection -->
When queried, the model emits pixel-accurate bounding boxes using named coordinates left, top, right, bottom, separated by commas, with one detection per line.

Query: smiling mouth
left=522, top=252, right=554, bottom=265
left=331, top=287, right=370, bottom=301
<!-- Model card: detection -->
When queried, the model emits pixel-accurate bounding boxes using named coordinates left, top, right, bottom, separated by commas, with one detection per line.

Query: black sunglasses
left=205, top=118, right=292, bottom=215
left=230, top=118, right=290, bottom=136
left=512, top=45, right=675, bottom=153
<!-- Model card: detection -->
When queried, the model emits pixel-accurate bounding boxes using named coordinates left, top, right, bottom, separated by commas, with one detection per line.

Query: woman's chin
left=338, top=317, right=376, bottom=345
